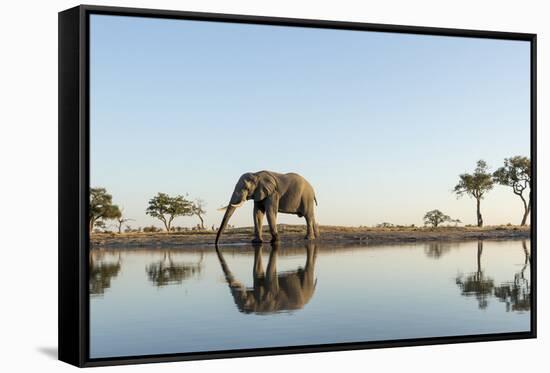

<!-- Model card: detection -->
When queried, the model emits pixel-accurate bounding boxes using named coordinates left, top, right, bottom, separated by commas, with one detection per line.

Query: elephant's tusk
left=230, top=200, right=246, bottom=208
left=218, top=197, right=246, bottom=212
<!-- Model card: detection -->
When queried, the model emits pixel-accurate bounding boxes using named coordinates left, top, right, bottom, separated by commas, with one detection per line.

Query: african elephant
left=215, top=241, right=318, bottom=314
left=216, top=171, right=318, bottom=244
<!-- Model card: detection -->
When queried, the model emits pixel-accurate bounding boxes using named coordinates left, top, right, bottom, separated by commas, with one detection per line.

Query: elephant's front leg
left=266, top=244, right=279, bottom=294
left=265, top=197, right=280, bottom=243
left=253, top=245, right=265, bottom=288
left=252, top=203, right=265, bottom=243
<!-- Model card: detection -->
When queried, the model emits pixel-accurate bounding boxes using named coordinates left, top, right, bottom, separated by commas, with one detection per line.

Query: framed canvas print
left=58, top=5, right=537, bottom=367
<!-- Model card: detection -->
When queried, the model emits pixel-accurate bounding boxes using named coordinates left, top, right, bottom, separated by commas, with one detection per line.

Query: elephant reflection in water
left=216, top=242, right=317, bottom=314
left=456, top=240, right=531, bottom=311
left=89, top=251, right=122, bottom=296
left=493, top=241, right=531, bottom=312
left=146, top=251, right=204, bottom=287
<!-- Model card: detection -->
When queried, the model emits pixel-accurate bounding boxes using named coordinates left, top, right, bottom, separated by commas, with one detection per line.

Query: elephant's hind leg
left=304, top=215, right=316, bottom=240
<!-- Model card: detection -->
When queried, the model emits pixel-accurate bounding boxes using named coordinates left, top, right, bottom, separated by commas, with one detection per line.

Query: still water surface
left=90, top=240, right=531, bottom=358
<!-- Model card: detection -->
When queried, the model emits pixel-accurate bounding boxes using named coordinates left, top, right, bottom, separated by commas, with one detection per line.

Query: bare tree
left=114, top=208, right=134, bottom=234
left=450, top=218, right=462, bottom=227
left=191, top=199, right=207, bottom=230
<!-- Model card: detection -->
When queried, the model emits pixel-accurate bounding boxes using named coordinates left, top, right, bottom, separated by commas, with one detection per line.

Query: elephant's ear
left=253, top=172, right=277, bottom=201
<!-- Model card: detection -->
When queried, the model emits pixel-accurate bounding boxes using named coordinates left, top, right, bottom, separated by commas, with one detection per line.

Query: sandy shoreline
left=90, top=225, right=530, bottom=249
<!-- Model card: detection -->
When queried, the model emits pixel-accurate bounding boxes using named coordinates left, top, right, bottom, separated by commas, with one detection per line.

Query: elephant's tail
left=314, top=196, right=318, bottom=206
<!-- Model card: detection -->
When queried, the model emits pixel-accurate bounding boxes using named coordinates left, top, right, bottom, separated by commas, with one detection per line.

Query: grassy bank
left=90, top=224, right=530, bottom=249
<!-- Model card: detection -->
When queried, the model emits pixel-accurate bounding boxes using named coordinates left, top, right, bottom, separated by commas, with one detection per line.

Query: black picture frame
left=59, top=4, right=537, bottom=368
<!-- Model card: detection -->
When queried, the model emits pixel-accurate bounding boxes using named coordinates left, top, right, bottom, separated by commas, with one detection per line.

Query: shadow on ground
left=37, top=346, right=57, bottom=359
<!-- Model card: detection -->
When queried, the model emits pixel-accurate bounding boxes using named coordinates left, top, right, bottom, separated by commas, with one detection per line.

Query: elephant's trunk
left=216, top=205, right=236, bottom=245
left=215, top=247, right=236, bottom=285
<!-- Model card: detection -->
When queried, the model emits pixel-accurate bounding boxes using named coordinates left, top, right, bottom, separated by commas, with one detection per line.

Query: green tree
left=93, top=220, right=106, bottom=232
left=146, top=193, right=193, bottom=232
left=493, top=156, right=532, bottom=226
left=453, top=160, right=494, bottom=227
left=89, top=187, right=121, bottom=233
left=191, top=199, right=207, bottom=230
left=423, top=209, right=451, bottom=227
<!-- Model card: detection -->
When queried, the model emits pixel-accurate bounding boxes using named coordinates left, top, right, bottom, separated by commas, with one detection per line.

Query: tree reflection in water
left=424, top=242, right=454, bottom=259
left=456, top=240, right=530, bottom=312
left=216, top=241, right=317, bottom=315
left=146, top=252, right=204, bottom=287
left=493, top=241, right=531, bottom=312
left=89, top=251, right=121, bottom=296
left=456, top=241, right=494, bottom=309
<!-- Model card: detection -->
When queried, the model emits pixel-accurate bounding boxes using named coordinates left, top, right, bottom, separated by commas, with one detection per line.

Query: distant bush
left=124, top=226, right=141, bottom=233
left=143, top=225, right=162, bottom=233
left=172, top=226, right=192, bottom=232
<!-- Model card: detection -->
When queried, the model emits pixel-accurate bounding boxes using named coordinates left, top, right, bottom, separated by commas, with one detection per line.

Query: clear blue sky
left=90, top=15, right=530, bottom=229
